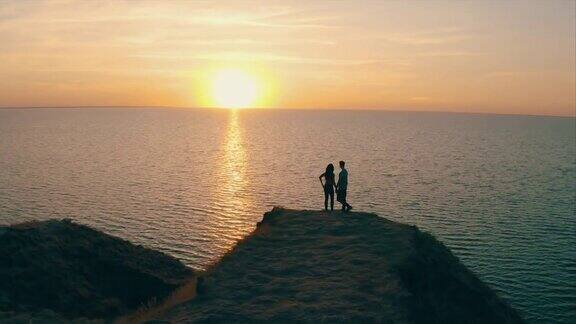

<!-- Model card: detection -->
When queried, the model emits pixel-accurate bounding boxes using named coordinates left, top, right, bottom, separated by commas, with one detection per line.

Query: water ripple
left=0, top=108, right=574, bottom=323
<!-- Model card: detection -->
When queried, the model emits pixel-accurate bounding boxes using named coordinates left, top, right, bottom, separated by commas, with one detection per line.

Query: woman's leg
left=324, top=190, right=329, bottom=210
left=330, top=191, right=334, bottom=210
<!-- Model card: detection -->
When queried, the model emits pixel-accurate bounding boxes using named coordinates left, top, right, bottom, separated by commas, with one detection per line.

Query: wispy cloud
left=0, top=2, right=339, bottom=29
left=381, top=28, right=471, bottom=45
left=482, top=71, right=531, bottom=79
left=414, top=51, right=482, bottom=57
left=125, top=37, right=337, bottom=47
left=190, top=6, right=339, bottom=29
left=410, top=96, right=432, bottom=101
left=134, top=51, right=397, bottom=67
left=193, top=14, right=339, bottom=29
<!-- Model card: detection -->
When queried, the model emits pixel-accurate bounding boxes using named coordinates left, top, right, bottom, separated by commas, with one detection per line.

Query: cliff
left=159, top=208, right=523, bottom=323
left=0, top=209, right=524, bottom=323
left=0, top=219, right=194, bottom=322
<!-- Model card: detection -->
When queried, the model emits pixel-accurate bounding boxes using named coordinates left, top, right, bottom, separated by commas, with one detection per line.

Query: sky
left=0, top=0, right=574, bottom=116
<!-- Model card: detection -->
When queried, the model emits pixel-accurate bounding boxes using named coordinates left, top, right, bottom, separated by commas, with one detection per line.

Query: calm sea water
left=0, top=108, right=574, bottom=323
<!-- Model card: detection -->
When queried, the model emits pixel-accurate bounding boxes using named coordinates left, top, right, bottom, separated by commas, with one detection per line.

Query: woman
left=319, top=163, right=336, bottom=211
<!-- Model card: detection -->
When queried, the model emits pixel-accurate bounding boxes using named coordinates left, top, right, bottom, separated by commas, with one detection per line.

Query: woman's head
left=326, top=163, right=334, bottom=175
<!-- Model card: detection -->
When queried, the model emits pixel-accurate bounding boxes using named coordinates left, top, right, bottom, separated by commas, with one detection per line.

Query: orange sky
left=0, top=1, right=574, bottom=116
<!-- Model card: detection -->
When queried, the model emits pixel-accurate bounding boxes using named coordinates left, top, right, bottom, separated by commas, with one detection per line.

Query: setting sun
left=0, top=2, right=575, bottom=323
left=211, top=69, right=258, bottom=109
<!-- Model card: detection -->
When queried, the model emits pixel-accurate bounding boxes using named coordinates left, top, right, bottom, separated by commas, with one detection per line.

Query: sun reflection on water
left=213, top=109, right=252, bottom=241
left=223, top=110, right=247, bottom=188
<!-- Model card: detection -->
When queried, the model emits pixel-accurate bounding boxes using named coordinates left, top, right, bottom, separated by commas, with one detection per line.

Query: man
left=336, top=160, right=353, bottom=212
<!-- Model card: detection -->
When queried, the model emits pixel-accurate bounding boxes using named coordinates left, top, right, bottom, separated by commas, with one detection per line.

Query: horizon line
left=0, top=105, right=574, bottom=118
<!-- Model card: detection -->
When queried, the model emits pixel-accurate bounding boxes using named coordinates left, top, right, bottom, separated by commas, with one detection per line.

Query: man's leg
left=342, top=190, right=351, bottom=212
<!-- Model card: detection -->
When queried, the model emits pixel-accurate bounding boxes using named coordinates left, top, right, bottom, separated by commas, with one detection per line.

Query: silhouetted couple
left=319, top=161, right=353, bottom=212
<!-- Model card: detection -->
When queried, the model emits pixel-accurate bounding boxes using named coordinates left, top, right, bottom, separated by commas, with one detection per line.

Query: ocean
left=0, top=108, right=574, bottom=323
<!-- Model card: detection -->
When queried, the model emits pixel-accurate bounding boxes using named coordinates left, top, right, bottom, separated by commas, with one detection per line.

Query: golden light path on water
left=213, top=109, right=252, bottom=242
left=223, top=110, right=247, bottom=190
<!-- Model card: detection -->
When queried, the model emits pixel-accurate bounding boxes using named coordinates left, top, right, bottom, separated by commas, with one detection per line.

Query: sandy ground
left=159, top=208, right=523, bottom=323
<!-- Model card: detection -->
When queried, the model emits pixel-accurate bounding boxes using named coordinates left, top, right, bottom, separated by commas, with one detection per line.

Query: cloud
left=410, top=96, right=432, bottom=101
left=413, top=51, right=482, bottom=57
left=134, top=51, right=407, bottom=67
left=381, top=28, right=471, bottom=45
left=193, top=14, right=338, bottom=29
left=482, top=71, right=532, bottom=80
left=126, top=38, right=337, bottom=47
left=189, top=6, right=339, bottom=29
left=0, top=2, right=338, bottom=29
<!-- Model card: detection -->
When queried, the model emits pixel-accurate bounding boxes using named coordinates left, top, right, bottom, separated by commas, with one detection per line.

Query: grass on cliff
left=159, top=208, right=523, bottom=323
left=0, top=219, right=194, bottom=321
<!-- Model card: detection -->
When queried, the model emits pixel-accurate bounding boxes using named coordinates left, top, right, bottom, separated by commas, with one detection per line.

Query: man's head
left=339, top=160, right=345, bottom=169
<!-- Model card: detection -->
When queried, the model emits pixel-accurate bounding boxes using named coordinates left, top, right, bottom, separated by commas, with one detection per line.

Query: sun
left=211, top=69, right=258, bottom=109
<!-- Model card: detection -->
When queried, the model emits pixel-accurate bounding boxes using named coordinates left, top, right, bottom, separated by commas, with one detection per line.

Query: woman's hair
left=326, top=163, right=334, bottom=176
